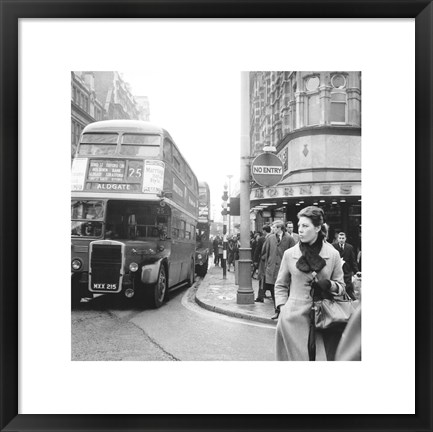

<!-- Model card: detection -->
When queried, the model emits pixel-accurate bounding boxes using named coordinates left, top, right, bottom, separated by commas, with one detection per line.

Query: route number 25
left=128, top=167, right=142, bottom=178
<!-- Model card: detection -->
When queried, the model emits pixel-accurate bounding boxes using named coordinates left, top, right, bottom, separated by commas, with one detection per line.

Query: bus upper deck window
left=120, top=134, right=161, bottom=157
left=78, top=133, right=118, bottom=156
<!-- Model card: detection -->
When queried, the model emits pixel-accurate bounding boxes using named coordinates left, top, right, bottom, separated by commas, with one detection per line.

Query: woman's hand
left=311, top=279, right=334, bottom=297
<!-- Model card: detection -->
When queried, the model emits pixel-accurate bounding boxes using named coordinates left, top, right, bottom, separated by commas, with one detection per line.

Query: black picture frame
left=1, top=1, right=432, bottom=431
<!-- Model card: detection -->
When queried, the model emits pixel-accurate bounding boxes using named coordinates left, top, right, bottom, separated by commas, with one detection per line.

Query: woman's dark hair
left=297, top=206, right=327, bottom=238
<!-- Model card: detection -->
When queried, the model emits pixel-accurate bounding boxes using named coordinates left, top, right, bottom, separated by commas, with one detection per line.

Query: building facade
left=71, top=71, right=151, bottom=158
left=249, top=71, right=361, bottom=251
left=71, top=72, right=105, bottom=158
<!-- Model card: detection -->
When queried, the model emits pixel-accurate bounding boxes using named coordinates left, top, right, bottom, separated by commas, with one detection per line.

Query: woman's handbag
left=313, top=294, right=360, bottom=330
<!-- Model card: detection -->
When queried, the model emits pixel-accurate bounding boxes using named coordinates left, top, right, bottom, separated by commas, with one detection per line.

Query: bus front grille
left=89, top=243, right=123, bottom=293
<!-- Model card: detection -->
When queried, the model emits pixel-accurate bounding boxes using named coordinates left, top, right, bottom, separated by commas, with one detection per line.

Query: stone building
left=71, top=72, right=105, bottom=158
left=71, top=71, right=151, bottom=158
left=249, top=71, right=361, bottom=251
left=135, top=96, right=151, bottom=121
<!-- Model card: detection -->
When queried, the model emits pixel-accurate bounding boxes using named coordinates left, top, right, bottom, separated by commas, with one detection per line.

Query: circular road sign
left=251, top=152, right=284, bottom=187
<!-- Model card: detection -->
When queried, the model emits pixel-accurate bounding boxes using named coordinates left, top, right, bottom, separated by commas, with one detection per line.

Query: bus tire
left=145, top=264, right=167, bottom=309
left=187, top=259, right=195, bottom=287
left=197, top=260, right=207, bottom=278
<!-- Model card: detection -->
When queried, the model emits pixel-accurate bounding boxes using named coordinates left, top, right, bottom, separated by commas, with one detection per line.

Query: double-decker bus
left=195, top=181, right=211, bottom=277
left=71, top=120, right=198, bottom=308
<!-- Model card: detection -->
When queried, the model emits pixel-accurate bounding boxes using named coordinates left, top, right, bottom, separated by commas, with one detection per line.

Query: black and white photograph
left=71, top=71, right=362, bottom=362
left=9, top=15, right=425, bottom=423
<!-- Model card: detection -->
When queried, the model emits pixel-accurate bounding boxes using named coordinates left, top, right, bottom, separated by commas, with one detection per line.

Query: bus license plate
left=92, top=283, right=118, bottom=291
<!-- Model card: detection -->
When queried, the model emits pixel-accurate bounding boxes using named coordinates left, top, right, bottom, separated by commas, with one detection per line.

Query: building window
left=305, top=76, right=320, bottom=126
left=330, top=91, right=347, bottom=123
left=306, top=93, right=320, bottom=125
left=173, top=156, right=181, bottom=172
left=330, top=74, right=348, bottom=123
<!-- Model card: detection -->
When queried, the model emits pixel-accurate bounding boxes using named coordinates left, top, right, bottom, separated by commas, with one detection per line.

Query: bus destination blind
left=87, top=160, right=126, bottom=182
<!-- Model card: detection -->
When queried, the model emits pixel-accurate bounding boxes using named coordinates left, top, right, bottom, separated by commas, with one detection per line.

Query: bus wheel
left=146, top=265, right=167, bottom=308
left=187, top=259, right=195, bottom=287
left=197, top=261, right=207, bottom=278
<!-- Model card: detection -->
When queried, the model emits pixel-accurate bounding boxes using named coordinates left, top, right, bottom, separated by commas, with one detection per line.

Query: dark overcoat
left=261, top=233, right=296, bottom=285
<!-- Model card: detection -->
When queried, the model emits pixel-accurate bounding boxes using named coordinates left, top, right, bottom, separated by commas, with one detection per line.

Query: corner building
left=249, top=71, right=361, bottom=251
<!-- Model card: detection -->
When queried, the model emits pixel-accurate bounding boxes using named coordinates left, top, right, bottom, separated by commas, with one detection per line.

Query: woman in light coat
left=274, top=206, right=345, bottom=361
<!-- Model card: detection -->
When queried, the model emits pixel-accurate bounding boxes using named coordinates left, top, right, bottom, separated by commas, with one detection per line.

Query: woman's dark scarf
left=296, top=232, right=326, bottom=362
left=296, top=232, right=326, bottom=273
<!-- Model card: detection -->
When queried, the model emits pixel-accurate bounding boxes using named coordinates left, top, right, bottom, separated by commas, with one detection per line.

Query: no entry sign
left=251, top=152, right=284, bottom=187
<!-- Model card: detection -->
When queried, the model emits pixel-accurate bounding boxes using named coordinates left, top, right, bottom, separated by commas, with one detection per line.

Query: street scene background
left=71, top=70, right=361, bottom=361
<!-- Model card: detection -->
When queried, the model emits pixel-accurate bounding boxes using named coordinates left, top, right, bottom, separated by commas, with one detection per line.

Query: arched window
left=330, top=74, right=348, bottom=124
left=305, top=76, right=320, bottom=126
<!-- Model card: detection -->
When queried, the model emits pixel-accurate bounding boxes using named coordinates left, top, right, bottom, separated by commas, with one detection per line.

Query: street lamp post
left=237, top=72, right=254, bottom=304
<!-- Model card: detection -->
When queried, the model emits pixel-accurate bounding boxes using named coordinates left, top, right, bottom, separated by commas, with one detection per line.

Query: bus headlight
left=71, top=259, right=82, bottom=271
left=129, top=262, right=139, bottom=272
left=197, top=254, right=203, bottom=260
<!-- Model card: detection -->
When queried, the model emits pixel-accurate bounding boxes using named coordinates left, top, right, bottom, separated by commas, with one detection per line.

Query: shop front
left=250, top=181, right=361, bottom=253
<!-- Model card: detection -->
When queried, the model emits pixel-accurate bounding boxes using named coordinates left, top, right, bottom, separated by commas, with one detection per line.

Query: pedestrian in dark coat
left=213, top=236, right=220, bottom=265
left=251, top=232, right=263, bottom=278
left=255, top=226, right=272, bottom=300
left=332, top=232, right=358, bottom=300
left=260, top=220, right=296, bottom=319
left=227, top=237, right=235, bottom=271
left=275, top=206, right=345, bottom=361
left=250, top=232, right=257, bottom=262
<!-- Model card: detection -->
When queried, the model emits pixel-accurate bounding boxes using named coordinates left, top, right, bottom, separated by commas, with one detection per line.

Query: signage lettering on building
left=284, top=187, right=293, bottom=196
left=300, top=185, right=312, bottom=195
left=340, top=185, right=352, bottom=194
left=320, top=185, right=332, bottom=194
left=251, top=183, right=360, bottom=201
left=254, top=188, right=264, bottom=199
left=267, top=188, right=278, bottom=197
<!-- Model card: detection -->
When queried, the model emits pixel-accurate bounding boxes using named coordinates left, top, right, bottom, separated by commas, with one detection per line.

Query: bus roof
left=82, top=120, right=170, bottom=137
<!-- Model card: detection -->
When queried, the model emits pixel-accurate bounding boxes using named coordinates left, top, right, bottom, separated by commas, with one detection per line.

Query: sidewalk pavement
left=195, top=262, right=277, bottom=325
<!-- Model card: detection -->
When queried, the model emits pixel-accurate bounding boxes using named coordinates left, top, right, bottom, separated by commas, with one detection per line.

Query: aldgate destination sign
left=251, top=152, right=284, bottom=187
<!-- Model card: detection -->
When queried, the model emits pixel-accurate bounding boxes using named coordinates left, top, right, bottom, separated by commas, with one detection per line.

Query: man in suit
left=286, top=220, right=299, bottom=243
left=333, top=232, right=359, bottom=300
left=259, top=220, right=296, bottom=319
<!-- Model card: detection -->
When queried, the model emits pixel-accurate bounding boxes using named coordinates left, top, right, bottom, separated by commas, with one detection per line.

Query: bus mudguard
left=140, top=259, right=166, bottom=285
